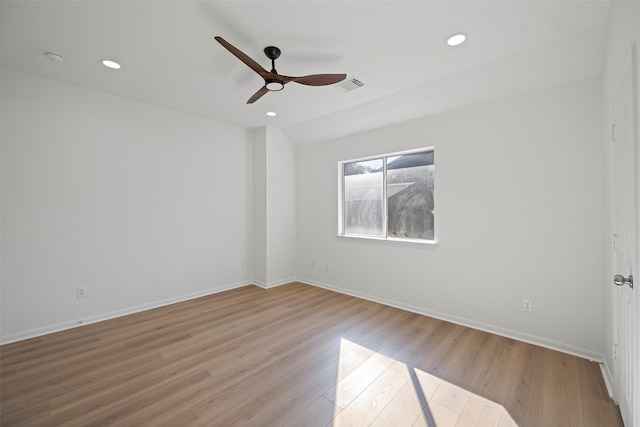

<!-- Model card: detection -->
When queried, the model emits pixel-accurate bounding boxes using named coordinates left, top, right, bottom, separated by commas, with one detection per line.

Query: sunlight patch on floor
left=327, top=338, right=519, bottom=427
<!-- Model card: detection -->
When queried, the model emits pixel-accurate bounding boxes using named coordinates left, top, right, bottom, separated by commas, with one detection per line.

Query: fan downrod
left=264, top=46, right=282, bottom=81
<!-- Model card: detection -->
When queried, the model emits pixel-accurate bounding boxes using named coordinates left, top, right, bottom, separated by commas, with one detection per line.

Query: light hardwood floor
left=0, top=282, right=623, bottom=426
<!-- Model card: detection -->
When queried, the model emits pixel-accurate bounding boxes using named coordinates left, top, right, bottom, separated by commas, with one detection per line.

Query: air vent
left=336, top=77, right=364, bottom=93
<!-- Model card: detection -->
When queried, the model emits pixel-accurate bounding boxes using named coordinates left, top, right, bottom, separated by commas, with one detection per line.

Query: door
left=612, top=48, right=637, bottom=427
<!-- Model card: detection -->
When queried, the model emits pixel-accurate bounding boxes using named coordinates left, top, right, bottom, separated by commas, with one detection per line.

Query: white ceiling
left=1, top=0, right=611, bottom=145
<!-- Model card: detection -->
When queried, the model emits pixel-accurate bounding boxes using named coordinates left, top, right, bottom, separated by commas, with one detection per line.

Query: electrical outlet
left=77, top=287, right=87, bottom=299
left=523, top=299, right=532, bottom=312
left=324, top=264, right=329, bottom=272
left=240, top=262, right=246, bottom=270
left=312, top=261, right=316, bottom=269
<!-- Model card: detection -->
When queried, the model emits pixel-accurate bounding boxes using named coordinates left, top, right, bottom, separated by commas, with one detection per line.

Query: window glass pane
left=343, top=159, right=384, bottom=236
left=386, top=151, right=434, bottom=240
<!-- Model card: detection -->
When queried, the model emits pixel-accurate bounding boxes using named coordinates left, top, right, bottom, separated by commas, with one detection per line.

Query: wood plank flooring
left=0, top=282, right=623, bottom=426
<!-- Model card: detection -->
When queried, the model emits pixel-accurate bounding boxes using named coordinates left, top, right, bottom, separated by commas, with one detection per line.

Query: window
left=339, top=148, right=434, bottom=242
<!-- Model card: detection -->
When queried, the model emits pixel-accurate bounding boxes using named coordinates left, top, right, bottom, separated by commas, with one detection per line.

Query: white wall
left=296, top=76, right=605, bottom=358
left=251, top=126, right=296, bottom=287
left=265, top=126, right=296, bottom=286
left=1, top=69, right=251, bottom=343
left=252, top=127, right=268, bottom=285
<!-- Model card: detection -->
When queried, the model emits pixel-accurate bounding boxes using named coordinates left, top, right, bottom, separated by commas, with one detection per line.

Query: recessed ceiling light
left=447, top=33, right=467, bottom=46
left=265, top=111, right=277, bottom=117
left=101, top=59, right=121, bottom=69
left=44, top=51, right=64, bottom=63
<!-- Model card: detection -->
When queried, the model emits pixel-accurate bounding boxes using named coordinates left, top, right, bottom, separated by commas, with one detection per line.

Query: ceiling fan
left=215, top=36, right=347, bottom=104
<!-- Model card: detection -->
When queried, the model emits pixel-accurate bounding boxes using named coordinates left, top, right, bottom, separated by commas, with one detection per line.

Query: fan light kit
left=447, top=33, right=467, bottom=46
left=101, top=59, right=121, bottom=69
left=266, top=80, right=284, bottom=91
left=215, top=36, right=347, bottom=104
left=265, top=111, right=277, bottom=117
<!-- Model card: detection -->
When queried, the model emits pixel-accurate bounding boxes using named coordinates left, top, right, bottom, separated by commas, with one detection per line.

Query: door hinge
left=611, top=123, right=616, bottom=142
left=613, top=343, right=619, bottom=360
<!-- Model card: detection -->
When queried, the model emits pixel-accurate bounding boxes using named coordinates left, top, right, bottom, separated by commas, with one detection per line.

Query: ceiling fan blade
left=286, top=74, right=347, bottom=86
left=215, top=36, right=268, bottom=78
left=247, top=86, right=269, bottom=104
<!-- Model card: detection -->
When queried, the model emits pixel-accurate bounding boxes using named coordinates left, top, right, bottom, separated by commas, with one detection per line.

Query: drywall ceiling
left=1, top=0, right=610, bottom=145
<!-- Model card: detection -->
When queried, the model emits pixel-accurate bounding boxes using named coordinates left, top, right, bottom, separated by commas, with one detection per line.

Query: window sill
left=337, top=234, right=436, bottom=245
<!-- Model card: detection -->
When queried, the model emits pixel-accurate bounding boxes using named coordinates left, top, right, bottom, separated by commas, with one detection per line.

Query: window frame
left=337, top=146, right=435, bottom=244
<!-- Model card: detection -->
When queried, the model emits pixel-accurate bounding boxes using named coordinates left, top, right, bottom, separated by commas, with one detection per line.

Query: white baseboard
left=253, top=277, right=297, bottom=289
left=1, top=276, right=607, bottom=367
left=297, top=278, right=605, bottom=364
left=0, top=280, right=253, bottom=345
left=600, top=360, right=616, bottom=401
